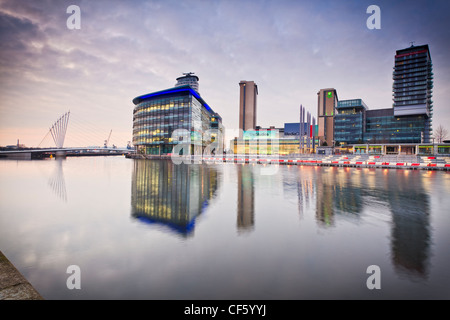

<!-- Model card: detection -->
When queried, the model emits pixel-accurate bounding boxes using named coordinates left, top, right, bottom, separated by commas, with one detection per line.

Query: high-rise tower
left=317, top=88, right=338, bottom=146
left=239, top=81, right=258, bottom=135
left=393, top=44, right=433, bottom=142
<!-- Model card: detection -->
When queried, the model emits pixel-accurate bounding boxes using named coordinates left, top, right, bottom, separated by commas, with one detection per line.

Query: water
left=0, top=156, right=449, bottom=299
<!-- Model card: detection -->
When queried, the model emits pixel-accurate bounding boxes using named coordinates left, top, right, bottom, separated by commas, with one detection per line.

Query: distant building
left=317, top=88, right=338, bottom=146
left=232, top=126, right=281, bottom=155
left=231, top=123, right=318, bottom=155
left=239, top=81, right=258, bottom=135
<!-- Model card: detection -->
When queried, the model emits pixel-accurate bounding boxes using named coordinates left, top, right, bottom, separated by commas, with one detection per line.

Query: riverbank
left=0, top=251, right=43, bottom=300
left=126, top=153, right=450, bottom=171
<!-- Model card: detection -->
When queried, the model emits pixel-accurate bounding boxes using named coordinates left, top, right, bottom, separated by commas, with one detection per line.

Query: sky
left=1, top=0, right=449, bottom=147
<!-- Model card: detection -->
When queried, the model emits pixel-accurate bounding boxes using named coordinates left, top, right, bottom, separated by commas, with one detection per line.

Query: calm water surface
left=0, top=156, right=449, bottom=299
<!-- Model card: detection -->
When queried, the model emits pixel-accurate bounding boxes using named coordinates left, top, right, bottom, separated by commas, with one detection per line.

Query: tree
left=434, top=125, right=449, bottom=143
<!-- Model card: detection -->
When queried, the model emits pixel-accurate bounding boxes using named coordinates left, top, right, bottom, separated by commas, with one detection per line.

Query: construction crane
left=104, top=130, right=112, bottom=148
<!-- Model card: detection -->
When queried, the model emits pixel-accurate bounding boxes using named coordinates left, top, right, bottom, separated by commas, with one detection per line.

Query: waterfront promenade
left=0, top=251, right=43, bottom=300
left=127, top=153, right=450, bottom=171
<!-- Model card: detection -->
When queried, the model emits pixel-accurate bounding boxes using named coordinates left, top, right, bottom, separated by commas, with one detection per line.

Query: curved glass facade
left=132, top=85, right=223, bottom=155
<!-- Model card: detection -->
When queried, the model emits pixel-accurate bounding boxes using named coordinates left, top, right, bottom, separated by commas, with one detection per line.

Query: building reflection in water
left=315, top=168, right=363, bottom=227
left=387, top=170, right=431, bottom=280
left=131, top=160, right=220, bottom=237
left=315, top=168, right=335, bottom=227
left=282, top=166, right=313, bottom=220
left=300, top=178, right=315, bottom=219
left=236, top=164, right=254, bottom=233
left=313, top=167, right=431, bottom=280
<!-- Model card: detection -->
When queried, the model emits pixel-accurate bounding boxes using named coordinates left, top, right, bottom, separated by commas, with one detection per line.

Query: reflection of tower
left=282, top=167, right=314, bottom=219
left=237, top=165, right=254, bottom=233
left=315, top=168, right=365, bottom=227
left=297, top=177, right=315, bottom=219
left=388, top=172, right=431, bottom=279
left=48, top=158, right=67, bottom=202
left=315, top=169, right=334, bottom=227
left=131, top=160, right=219, bottom=237
left=333, top=170, right=363, bottom=215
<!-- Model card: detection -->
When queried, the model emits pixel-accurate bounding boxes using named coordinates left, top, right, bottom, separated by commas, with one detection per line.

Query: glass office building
left=132, top=79, right=223, bottom=155
left=334, top=99, right=367, bottom=145
left=393, top=44, right=433, bottom=142
left=334, top=99, right=427, bottom=145
left=365, top=109, right=426, bottom=144
left=332, top=44, right=433, bottom=146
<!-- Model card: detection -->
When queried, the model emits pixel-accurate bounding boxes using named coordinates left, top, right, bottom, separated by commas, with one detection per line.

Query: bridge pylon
left=50, top=111, right=70, bottom=148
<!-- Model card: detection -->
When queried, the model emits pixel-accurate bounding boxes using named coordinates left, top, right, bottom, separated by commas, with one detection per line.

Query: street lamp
left=431, top=136, right=435, bottom=155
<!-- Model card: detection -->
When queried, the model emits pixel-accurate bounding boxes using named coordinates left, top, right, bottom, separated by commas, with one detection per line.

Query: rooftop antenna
left=410, top=41, right=415, bottom=47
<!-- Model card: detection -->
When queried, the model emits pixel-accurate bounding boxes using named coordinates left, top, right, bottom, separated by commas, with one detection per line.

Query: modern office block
left=334, top=99, right=368, bottom=145
left=132, top=74, right=223, bottom=155
left=393, top=44, right=433, bottom=142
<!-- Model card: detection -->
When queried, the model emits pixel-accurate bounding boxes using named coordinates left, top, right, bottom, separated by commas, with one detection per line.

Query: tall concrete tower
left=239, top=81, right=258, bottom=135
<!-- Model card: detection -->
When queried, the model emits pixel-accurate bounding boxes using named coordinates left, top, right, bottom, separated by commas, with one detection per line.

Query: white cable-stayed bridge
left=0, top=111, right=133, bottom=159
